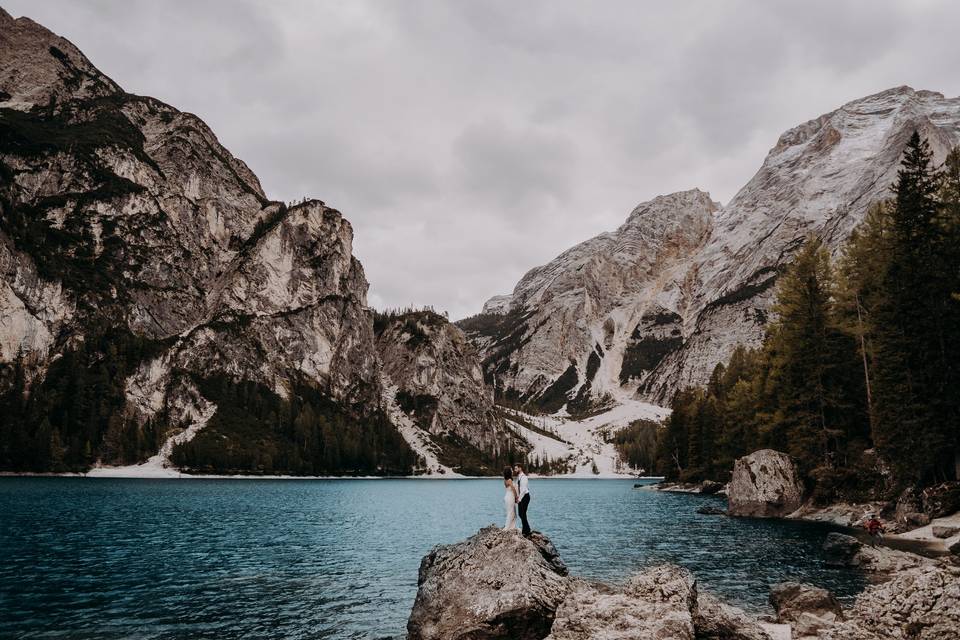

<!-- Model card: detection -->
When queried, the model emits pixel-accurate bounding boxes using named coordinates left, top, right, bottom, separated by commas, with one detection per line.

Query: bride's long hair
left=503, top=466, right=513, bottom=481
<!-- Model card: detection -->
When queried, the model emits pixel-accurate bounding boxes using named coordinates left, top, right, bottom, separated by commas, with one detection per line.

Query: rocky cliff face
left=460, top=189, right=716, bottom=414
left=468, top=87, right=960, bottom=409
left=0, top=9, right=392, bottom=471
left=375, top=310, right=527, bottom=475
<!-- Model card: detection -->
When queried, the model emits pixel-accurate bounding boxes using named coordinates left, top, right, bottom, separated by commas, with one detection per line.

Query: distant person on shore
left=865, top=513, right=885, bottom=545
left=513, top=463, right=531, bottom=537
left=503, top=467, right=519, bottom=530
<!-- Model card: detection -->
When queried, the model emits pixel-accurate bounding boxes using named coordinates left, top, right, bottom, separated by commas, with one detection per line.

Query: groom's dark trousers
left=518, top=494, right=531, bottom=536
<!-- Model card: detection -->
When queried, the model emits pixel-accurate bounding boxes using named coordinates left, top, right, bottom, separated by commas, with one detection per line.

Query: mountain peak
left=0, top=9, right=120, bottom=110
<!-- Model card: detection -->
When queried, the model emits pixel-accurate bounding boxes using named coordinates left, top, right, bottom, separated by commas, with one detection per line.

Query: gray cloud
left=5, top=0, right=960, bottom=318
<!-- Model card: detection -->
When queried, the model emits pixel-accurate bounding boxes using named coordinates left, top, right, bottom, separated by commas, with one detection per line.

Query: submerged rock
left=697, top=505, right=728, bottom=516
left=728, top=450, right=805, bottom=518
left=822, top=533, right=862, bottom=567
left=407, top=527, right=570, bottom=640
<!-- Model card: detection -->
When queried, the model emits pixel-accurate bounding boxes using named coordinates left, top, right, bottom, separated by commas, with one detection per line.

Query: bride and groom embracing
left=502, top=464, right=532, bottom=536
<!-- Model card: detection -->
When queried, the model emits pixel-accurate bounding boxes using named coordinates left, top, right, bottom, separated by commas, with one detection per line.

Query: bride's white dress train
left=504, top=488, right=517, bottom=530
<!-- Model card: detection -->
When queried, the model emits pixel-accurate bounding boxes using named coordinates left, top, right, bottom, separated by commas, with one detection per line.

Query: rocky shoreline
left=407, top=525, right=958, bottom=640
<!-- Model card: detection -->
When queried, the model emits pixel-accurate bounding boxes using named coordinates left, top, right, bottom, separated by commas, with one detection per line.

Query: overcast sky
left=7, top=1, right=960, bottom=318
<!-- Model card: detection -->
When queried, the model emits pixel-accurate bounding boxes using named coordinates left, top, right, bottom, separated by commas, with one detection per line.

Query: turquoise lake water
left=0, top=478, right=866, bottom=639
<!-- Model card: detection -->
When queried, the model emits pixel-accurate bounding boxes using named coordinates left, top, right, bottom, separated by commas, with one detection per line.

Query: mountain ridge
left=467, top=85, right=960, bottom=409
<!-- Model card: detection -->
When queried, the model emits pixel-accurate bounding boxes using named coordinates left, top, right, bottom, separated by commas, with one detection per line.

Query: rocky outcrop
left=407, top=527, right=571, bottom=640
left=408, top=527, right=773, bottom=640
left=695, top=592, right=774, bottom=640
left=822, top=532, right=932, bottom=573
left=376, top=310, right=527, bottom=474
left=921, top=482, right=960, bottom=520
left=932, top=525, right=959, bottom=539
left=469, top=87, right=960, bottom=407
left=818, top=564, right=960, bottom=640
left=728, top=450, right=805, bottom=518
left=769, top=582, right=843, bottom=638
left=546, top=566, right=699, bottom=640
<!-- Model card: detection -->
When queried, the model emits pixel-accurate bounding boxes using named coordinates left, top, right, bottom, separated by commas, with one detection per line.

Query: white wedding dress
left=504, top=484, right=518, bottom=530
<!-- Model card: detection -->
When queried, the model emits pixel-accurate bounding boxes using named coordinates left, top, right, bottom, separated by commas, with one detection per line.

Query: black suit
left=518, top=492, right=531, bottom=536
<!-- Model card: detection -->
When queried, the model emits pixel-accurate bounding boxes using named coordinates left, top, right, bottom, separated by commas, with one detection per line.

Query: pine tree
left=763, top=238, right=850, bottom=474
left=872, top=133, right=958, bottom=485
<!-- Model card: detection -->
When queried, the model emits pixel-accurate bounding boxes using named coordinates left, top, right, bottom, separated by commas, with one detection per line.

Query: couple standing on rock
left=503, top=464, right=532, bottom=536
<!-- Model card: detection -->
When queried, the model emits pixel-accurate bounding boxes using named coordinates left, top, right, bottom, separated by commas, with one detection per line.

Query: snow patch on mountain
left=511, top=400, right=670, bottom=477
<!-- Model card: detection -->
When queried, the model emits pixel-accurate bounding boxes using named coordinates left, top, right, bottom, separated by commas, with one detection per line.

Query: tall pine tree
left=872, top=132, right=958, bottom=485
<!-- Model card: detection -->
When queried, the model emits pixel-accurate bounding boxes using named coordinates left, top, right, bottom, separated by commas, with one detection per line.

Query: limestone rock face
left=0, top=10, right=383, bottom=467
left=818, top=564, right=960, bottom=640
left=460, top=189, right=716, bottom=413
left=376, top=310, right=526, bottom=473
left=728, top=450, right=805, bottom=518
left=407, top=526, right=571, bottom=640
left=468, top=87, right=960, bottom=409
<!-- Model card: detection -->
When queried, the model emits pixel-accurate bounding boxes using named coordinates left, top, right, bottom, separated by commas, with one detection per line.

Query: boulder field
left=408, top=526, right=960, bottom=640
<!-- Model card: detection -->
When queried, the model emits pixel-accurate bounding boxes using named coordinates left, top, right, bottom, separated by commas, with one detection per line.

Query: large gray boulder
left=727, top=450, right=805, bottom=518
left=695, top=592, right=774, bottom=640
left=769, top=582, right=842, bottom=637
left=407, top=527, right=570, bottom=640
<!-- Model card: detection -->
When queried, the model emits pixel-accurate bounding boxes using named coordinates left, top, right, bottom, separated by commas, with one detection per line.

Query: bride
left=503, top=466, right=519, bottom=530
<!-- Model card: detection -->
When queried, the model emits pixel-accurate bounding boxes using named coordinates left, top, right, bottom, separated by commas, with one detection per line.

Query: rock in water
left=769, top=582, right=842, bottom=637
left=727, top=450, right=804, bottom=518
left=697, top=505, right=728, bottom=516
left=546, top=565, right=699, bottom=640
left=407, top=527, right=570, bottom=640
left=822, top=533, right=862, bottom=567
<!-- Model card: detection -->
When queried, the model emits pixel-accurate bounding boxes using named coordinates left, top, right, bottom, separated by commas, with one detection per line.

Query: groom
left=513, top=463, right=531, bottom=537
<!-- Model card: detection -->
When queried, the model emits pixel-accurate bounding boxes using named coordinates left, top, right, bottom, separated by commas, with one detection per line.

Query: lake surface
left=0, top=478, right=866, bottom=639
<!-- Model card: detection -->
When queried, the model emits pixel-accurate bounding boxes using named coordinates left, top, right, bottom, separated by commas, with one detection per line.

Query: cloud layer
left=7, top=1, right=960, bottom=318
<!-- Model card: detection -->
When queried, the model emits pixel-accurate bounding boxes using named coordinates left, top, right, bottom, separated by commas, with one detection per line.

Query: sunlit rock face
left=468, top=87, right=960, bottom=409
left=0, top=10, right=380, bottom=446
